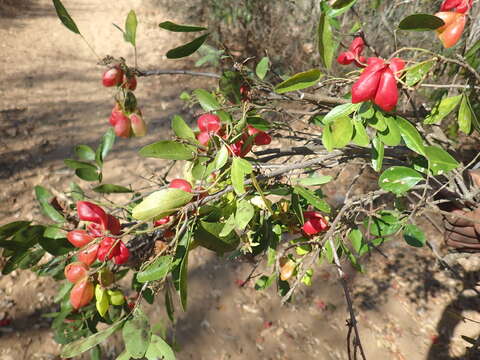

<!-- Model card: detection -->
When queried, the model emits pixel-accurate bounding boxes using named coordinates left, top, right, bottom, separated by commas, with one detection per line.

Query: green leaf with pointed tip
left=322, top=124, right=334, bottom=151
left=275, top=69, right=322, bottom=94
left=74, top=145, right=96, bottom=161
left=172, top=115, right=195, bottom=140
left=139, top=141, right=197, bottom=160
left=52, top=0, right=80, bottom=34
left=64, top=159, right=97, bottom=170
left=398, top=14, right=445, bottom=31
left=193, top=89, right=221, bottom=111
left=371, top=137, right=384, bottom=172
left=235, top=200, right=255, bottom=231
left=396, top=116, right=426, bottom=156
left=125, top=10, right=137, bottom=46
left=95, top=285, right=109, bottom=318
left=93, top=184, right=133, bottom=193
left=256, top=57, right=269, bottom=80
left=405, top=61, right=434, bottom=87
left=166, top=33, right=209, bottom=59
left=137, top=256, right=173, bottom=283
left=378, top=115, right=401, bottom=146
left=378, top=166, right=423, bottom=195
left=293, top=186, right=331, bottom=213
left=35, top=186, right=65, bottom=223
left=95, top=128, right=115, bottom=167
left=323, top=103, right=359, bottom=124
left=458, top=94, right=472, bottom=134
left=424, top=146, right=459, bottom=175
left=0, top=221, right=30, bottom=240
left=61, top=320, right=125, bottom=358
left=145, top=335, right=176, bottom=360
left=75, top=168, right=100, bottom=182
left=331, top=115, right=353, bottom=148
left=194, top=221, right=240, bottom=253
left=159, top=21, right=207, bottom=32
left=132, top=189, right=193, bottom=221
left=297, top=175, right=332, bottom=186
left=424, top=95, right=462, bottom=125
left=352, top=120, right=370, bottom=147
left=231, top=158, right=253, bottom=195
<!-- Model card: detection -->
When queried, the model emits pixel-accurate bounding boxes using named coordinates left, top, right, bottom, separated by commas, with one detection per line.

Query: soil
left=1, top=1, right=480, bottom=360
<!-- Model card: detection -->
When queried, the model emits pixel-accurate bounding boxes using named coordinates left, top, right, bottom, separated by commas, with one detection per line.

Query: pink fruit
left=70, top=279, right=94, bottom=309
left=78, top=244, right=99, bottom=266
left=302, top=211, right=329, bottom=236
left=102, top=66, right=123, bottom=87
left=130, top=112, right=147, bottom=137
left=77, top=201, right=107, bottom=226
left=197, top=131, right=211, bottom=146
left=64, top=262, right=89, bottom=283
left=169, top=179, right=192, bottom=193
left=67, top=230, right=93, bottom=248
left=197, top=114, right=221, bottom=133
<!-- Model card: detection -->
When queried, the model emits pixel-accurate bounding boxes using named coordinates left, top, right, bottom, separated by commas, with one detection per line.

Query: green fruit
left=108, top=289, right=125, bottom=306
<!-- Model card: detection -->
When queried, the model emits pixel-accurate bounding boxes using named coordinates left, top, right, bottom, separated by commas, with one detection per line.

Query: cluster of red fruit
left=435, top=0, right=472, bottom=48
left=301, top=211, right=329, bottom=236
left=65, top=201, right=130, bottom=309
left=337, top=37, right=405, bottom=112
left=196, top=113, right=272, bottom=157
left=102, top=65, right=147, bottom=138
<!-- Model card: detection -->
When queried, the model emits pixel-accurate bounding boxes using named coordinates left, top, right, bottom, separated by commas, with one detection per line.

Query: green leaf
left=231, top=158, right=253, bottom=195
left=458, top=94, right=472, bottom=134
left=323, top=103, right=359, bottom=124
left=371, top=137, right=384, bottom=172
left=367, top=112, right=387, bottom=131
left=52, top=0, right=80, bottom=34
left=172, top=232, right=190, bottom=311
left=193, top=221, right=240, bottom=253
left=70, top=182, right=84, bottom=201
left=125, top=10, right=138, bottom=46
left=329, top=0, right=358, bottom=16
left=235, top=200, right=255, bottom=230
left=403, top=224, right=425, bottom=247
left=95, top=285, right=109, bottom=318
left=172, top=115, right=195, bottom=140
left=274, top=69, right=322, bottom=94
left=425, top=145, right=459, bottom=175
left=211, top=145, right=229, bottom=171
left=255, top=275, right=275, bottom=290
left=123, top=308, right=151, bottom=359
left=34, top=186, right=65, bottom=223
left=95, top=128, right=115, bottom=166
left=332, top=0, right=357, bottom=9
left=318, top=12, right=335, bottom=69
left=74, top=145, right=96, bottom=161
left=145, top=335, right=176, bottom=360
left=348, top=228, right=363, bottom=253
left=396, top=116, right=426, bottom=156
left=247, top=116, right=270, bottom=130
left=465, top=39, right=480, bottom=69
left=297, top=175, right=333, bottom=186
left=0, top=221, right=30, bottom=239
left=165, top=286, right=175, bottom=322
left=159, top=21, right=206, bottom=32
left=405, top=61, right=434, bottom=87
left=378, top=115, right=401, bottom=146
left=256, top=57, right=269, bottom=80
left=330, top=115, right=353, bottom=148
left=322, top=123, right=334, bottom=151
left=137, top=256, right=173, bottom=283
left=75, top=168, right=100, bottom=182
left=166, top=33, right=209, bottom=59
left=378, top=166, right=423, bottom=195
left=132, top=188, right=193, bottom=221
left=93, top=184, right=133, bottom=193
left=293, top=186, right=331, bottom=213
left=398, top=14, right=445, bottom=31
left=364, top=210, right=402, bottom=237
left=139, top=141, right=197, bottom=160
left=193, top=89, right=221, bottom=111
left=64, top=159, right=97, bottom=171
left=39, top=227, right=73, bottom=255
left=352, top=120, right=370, bottom=147
left=424, top=95, right=462, bottom=125
left=61, top=320, right=125, bottom=357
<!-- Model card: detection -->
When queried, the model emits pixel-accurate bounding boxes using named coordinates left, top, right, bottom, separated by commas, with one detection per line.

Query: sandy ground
left=1, top=1, right=480, bottom=359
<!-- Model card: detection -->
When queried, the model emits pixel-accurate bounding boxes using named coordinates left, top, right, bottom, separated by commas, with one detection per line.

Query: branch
left=137, top=69, right=221, bottom=79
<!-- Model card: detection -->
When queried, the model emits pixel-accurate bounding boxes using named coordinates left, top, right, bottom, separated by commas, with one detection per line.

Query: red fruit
left=440, top=0, right=472, bottom=13
left=70, top=279, right=94, bottom=309
left=337, top=37, right=365, bottom=67
left=230, top=140, right=253, bottom=157
left=435, top=11, right=461, bottom=32
left=67, top=230, right=93, bottom=248
left=436, top=12, right=466, bottom=48
left=337, top=51, right=355, bottom=65
left=349, top=37, right=365, bottom=55
left=102, top=66, right=123, bottom=87
left=77, top=201, right=107, bottom=227
left=374, top=68, right=398, bottom=112
left=113, top=242, right=130, bottom=265
left=302, top=211, right=329, bottom=236
left=105, top=214, right=121, bottom=235
left=154, top=216, right=171, bottom=227
left=253, top=132, right=271, bottom=146
left=122, top=74, right=137, bottom=91
left=109, top=103, right=123, bottom=126
left=169, top=178, right=192, bottom=193
left=197, top=131, right=212, bottom=146
left=97, top=237, right=118, bottom=262
left=113, top=113, right=132, bottom=138
left=197, top=114, right=221, bottom=133
left=87, top=223, right=103, bottom=237
left=351, top=58, right=386, bottom=104
left=64, top=262, right=89, bottom=283
left=388, top=57, right=405, bottom=76
left=78, top=244, right=99, bottom=266
left=130, top=112, right=147, bottom=137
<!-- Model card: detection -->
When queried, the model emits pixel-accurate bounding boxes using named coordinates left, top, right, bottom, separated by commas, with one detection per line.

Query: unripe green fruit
left=107, top=289, right=125, bottom=306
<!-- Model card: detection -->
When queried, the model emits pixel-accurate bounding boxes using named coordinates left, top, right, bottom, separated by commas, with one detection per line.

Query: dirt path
left=1, top=1, right=480, bottom=359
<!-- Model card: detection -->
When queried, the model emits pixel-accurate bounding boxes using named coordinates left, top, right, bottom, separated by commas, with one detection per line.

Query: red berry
left=105, top=214, right=121, bottom=235
left=122, top=74, right=137, bottom=91
left=229, top=140, right=252, bottom=157
left=302, top=211, right=329, bottom=236
left=67, top=230, right=93, bottom=248
left=197, top=131, right=212, bottom=146
left=169, top=179, right=192, bottom=193
left=70, top=279, right=94, bottom=309
left=197, top=114, right=221, bottom=133
left=130, top=112, right=147, bottom=137
left=113, top=113, right=132, bottom=138
left=64, top=262, right=89, bottom=283
left=78, top=244, right=99, bottom=266
left=97, top=237, right=118, bottom=262
left=77, top=201, right=108, bottom=227
left=102, top=66, right=123, bottom=87
left=113, top=242, right=130, bottom=265
left=154, top=216, right=171, bottom=227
